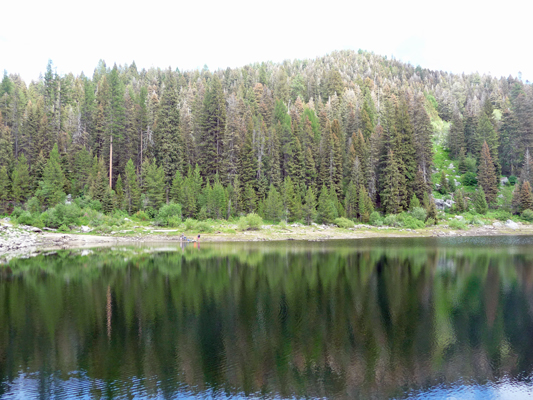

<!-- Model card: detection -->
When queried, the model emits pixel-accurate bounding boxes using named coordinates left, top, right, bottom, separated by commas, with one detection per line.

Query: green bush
left=489, top=210, right=512, bottom=221
left=12, top=207, right=24, bottom=219
left=509, top=175, right=517, bottom=186
left=468, top=216, right=485, bottom=225
left=410, top=207, right=427, bottom=222
left=369, top=211, right=382, bottom=226
left=334, top=217, right=355, bottom=229
left=41, top=203, right=83, bottom=228
left=448, top=218, right=467, bottom=230
left=238, top=213, right=263, bottom=231
left=155, top=202, right=182, bottom=226
left=58, top=224, right=70, bottom=233
left=383, top=214, right=401, bottom=227
left=195, top=221, right=213, bottom=233
left=462, top=172, right=477, bottom=187
left=17, top=211, right=42, bottom=227
left=425, top=218, right=436, bottom=226
left=402, top=215, right=425, bottom=229
left=26, top=197, right=41, bottom=214
left=184, top=218, right=197, bottom=231
left=134, top=210, right=150, bottom=221
left=522, top=209, right=533, bottom=222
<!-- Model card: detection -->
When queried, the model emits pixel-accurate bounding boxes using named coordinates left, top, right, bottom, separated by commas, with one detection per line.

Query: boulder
left=65, top=194, right=72, bottom=205
left=81, top=225, right=93, bottom=233
left=449, top=163, right=454, bottom=169
left=434, top=198, right=455, bottom=210
left=505, top=220, right=519, bottom=230
left=500, top=177, right=509, bottom=186
left=493, top=222, right=502, bottom=228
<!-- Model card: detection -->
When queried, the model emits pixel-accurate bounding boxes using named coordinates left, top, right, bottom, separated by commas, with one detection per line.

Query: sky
left=2, top=0, right=532, bottom=83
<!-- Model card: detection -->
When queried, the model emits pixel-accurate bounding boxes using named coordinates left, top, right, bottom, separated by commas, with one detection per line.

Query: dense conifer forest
left=1, top=49, right=533, bottom=227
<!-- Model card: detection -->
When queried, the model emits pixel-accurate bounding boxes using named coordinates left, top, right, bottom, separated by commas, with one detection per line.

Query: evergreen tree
left=520, top=181, right=533, bottom=212
left=474, top=187, right=488, bottom=214
left=359, top=185, right=373, bottom=223
left=115, top=174, right=124, bottom=210
left=89, top=156, right=108, bottom=202
left=124, top=158, right=140, bottom=214
left=438, top=171, right=449, bottom=195
left=154, top=71, right=182, bottom=199
left=344, top=181, right=358, bottom=219
left=11, top=153, right=30, bottom=205
left=448, top=111, right=465, bottom=159
left=475, top=111, right=500, bottom=176
left=457, top=148, right=468, bottom=174
left=0, top=166, right=10, bottom=214
left=199, top=75, right=226, bottom=180
left=141, top=158, right=165, bottom=210
left=381, top=149, right=402, bottom=214
left=520, top=148, right=533, bottom=186
left=409, top=194, right=421, bottom=210
left=512, top=181, right=521, bottom=214
left=170, top=170, right=184, bottom=204
left=37, top=144, right=65, bottom=207
left=454, top=187, right=467, bottom=212
left=478, top=141, right=498, bottom=205
left=243, top=183, right=257, bottom=213
left=317, top=184, right=337, bottom=224
left=263, top=184, right=283, bottom=222
left=302, top=186, right=317, bottom=225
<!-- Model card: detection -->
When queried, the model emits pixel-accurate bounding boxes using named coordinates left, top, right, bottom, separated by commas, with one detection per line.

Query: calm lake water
left=2, top=236, right=533, bottom=399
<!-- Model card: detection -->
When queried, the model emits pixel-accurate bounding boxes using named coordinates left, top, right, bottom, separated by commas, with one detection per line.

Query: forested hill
left=0, top=49, right=532, bottom=222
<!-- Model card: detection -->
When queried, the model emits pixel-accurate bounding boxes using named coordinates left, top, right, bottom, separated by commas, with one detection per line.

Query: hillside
left=1, top=49, right=532, bottom=229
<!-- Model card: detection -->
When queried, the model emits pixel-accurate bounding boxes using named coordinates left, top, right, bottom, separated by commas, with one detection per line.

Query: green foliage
left=409, top=194, right=421, bottom=210
left=448, top=218, right=467, bottom=230
left=38, top=144, right=66, bottom=207
left=41, top=203, right=83, bottom=228
left=334, top=217, right=355, bottom=229
left=237, top=213, right=263, bottom=231
left=26, top=197, right=41, bottom=214
left=462, top=172, right=478, bottom=187
left=155, top=202, right=182, bottom=227
left=509, top=175, right=518, bottom=185
left=521, top=209, right=533, bottom=222
left=425, top=218, right=435, bottom=226
left=474, top=187, right=488, bottom=215
left=383, top=214, right=400, bottom=227
left=369, top=211, right=383, bottom=226
left=195, top=221, right=213, bottom=233
left=411, top=207, right=427, bottom=222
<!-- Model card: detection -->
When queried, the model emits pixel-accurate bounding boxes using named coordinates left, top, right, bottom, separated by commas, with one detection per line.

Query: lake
left=2, top=236, right=533, bottom=399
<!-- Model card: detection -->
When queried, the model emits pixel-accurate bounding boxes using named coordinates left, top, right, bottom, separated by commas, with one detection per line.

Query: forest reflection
left=1, top=237, right=533, bottom=399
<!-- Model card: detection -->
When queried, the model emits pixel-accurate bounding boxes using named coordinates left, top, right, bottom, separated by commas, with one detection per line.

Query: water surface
left=2, top=236, right=533, bottom=399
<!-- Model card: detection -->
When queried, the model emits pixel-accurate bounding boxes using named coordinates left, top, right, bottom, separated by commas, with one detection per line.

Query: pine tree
left=512, top=181, right=521, bottom=214
left=478, top=141, right=498, bottom=205
left=239, top=119, right=257, bottom=189
left=409, top=194, right=421, bottom=210
left=243, top=183, right=257, bottom=213
left=317, top=184, right=337, bottom=224
left=359, top=185, right=373, bottom=223
left=448, top=111, right=465, bottom=158
left=89, top=156, right=109, bottom=202
left=0, top=166, right=10, bottom=214
left=438, top=171, right=449, bottom=195
left=170, top=170, right=184, bottom=204
left=344, top=181, right=358, bottom=219
left=199, top=75, right=226, bottom=180
left=124, top=158, right=140, bottom=214
left=263, top=184, right=283, bottom=222
left=475, top=111, right=500, bottom=176
left=474, top=187, right=488, bottom=215
left=381, top=149, right=402, bottom=214
left=520, top=181, right=533, bottom=212
left=154, top=71, right=182, bottom=199
left=520, top=148, right=533, bottom=186
left=115, top=174, right=124, bottom=210
left=458, top=148, right=468, bottom=174
left=454, top=187, right=467, bottom=213
left=11, top=153, right=30, bottom=205
left=38, top=143, right=66, bottom=207
left=141, top=158, right=165, bottom=210
left=302, top=186, right=317, bottom=225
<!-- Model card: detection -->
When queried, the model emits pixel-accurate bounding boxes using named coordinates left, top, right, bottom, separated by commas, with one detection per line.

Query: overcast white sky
left=2, top=0, right=532, bottom=83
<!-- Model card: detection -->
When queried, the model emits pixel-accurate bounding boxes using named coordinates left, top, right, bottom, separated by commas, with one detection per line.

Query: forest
left=1, top=49, right=533, bottom=228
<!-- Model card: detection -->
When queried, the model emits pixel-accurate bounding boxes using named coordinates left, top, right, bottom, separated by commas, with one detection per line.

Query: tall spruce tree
left=37, top=144, right=65, bottom=207
left=381, top=149, right=403, bottom=214
left=11, top=153, right=30, bottom=205
left=478, top=141, right=498, bottom=205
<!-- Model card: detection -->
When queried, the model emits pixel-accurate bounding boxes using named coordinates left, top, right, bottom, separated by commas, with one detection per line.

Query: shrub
left=155, top=202, right=182, bottom=226
left=58, top=224, right=70, bottom=233
left=334, top=217, right=355, bottom=229
left=195, top=221, right=213, bottom=233
left=468, top=216, right=485, bottom=225
left=184, top=218, right=197, bottom=231
left=509, top=175, right=518, bottom=186
left=402, top=215, right=425, bottom=229
left=522, top=209, right=533, bottom=222
left=12, top=207, right=24, bottom=219
left=17, top=211, right=38, bottom=227
left=462, top=172, right=478, bottom=187
left=41, top=203, right=83, bottom=228
left=134, top=210, right=150, bottom=221
left=425, top=218, right=436, bottom=226
left=26, top=197, right=41, bottom=214
left=383, top=214, right=401, bottom=227
left=369, top=211, right=382, bottom=226
left=238, top=213, right=263, bottom=230
left=490, top=210, right=512, bottom=221
left=448, top=218, right=467, bottom=230
left=410, top=207, right=427, bottom=222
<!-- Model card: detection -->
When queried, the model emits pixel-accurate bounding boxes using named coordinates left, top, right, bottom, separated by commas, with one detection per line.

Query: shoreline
left=2, top=221, right=533, bottom=261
